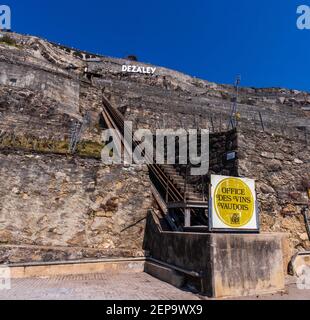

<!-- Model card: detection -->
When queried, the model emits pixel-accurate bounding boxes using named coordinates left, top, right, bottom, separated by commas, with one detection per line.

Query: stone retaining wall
left=0, top=151, right=152, bottom=263
left=238, top=128, right=310, bottom=253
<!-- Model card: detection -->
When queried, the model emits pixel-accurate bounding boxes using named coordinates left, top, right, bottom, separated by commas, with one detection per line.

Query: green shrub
left=76, top=140, right=104, bottom=158
left=0, top=35, right=17, bottom=46
left=0, top=133, right=105, bottom=159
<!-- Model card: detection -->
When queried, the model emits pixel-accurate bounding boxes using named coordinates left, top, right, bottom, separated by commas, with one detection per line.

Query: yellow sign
left=211, top=175, right=258, bottom=230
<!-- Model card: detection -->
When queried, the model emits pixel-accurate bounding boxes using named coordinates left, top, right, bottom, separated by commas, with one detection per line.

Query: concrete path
left=0, top=273, right=309, bottom=300
left=0, top=272, right=200, bottom=300
left=231, top=276, right=310, bottom=300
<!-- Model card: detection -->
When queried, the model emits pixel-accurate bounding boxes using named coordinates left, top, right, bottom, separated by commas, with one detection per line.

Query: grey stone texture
left=0, top=31, right=309, bottom=263
left=0, top=151, right=152, bottom=263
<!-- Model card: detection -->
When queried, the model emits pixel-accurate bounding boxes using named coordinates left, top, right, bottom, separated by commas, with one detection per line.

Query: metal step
left=163, top=168, right=179, bottom=174
left=178, top=185, right=197, bottom=193
left=170, top=176, right=185, bottom=183
left=162, top=165, right=202, bottom=200
left=185, top=192, right=202, bottom=201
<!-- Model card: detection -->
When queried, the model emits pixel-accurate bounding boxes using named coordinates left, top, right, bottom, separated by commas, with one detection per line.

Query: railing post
left=202, top=175, right=205, bottom=201
left=184, top=165, right=188, bottom=201
left=258, top=111, right=265, bottom=131
left=166, top=176, right=169, bottom=203
left=184, top=208, right=191, bottom=228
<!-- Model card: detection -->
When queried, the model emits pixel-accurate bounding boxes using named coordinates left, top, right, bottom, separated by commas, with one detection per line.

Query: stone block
left=261, top=152, right=274, bottom=159
left=144, top=212, right=288, bottom=298
left=208, top=233, right=286, bottom=298
left=267, top=159, right=282, bottom=172
left=144, top=261, right=184, bottom=288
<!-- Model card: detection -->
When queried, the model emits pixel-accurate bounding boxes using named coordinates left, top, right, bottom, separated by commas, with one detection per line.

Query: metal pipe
left=6, top=257, right=146, bottom=268
left=148, top=257, right=201, bottom=278
left=297, top=251, right=310, bottom=256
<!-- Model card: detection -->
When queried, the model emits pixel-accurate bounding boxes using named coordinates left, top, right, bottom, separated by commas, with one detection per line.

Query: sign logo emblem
left=214, top=177, right=254, bottom=227
left=210, top=175, right=258, bottom=231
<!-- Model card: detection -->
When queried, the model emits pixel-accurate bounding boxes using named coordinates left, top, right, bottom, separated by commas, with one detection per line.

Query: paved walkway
left=234, top=277, right=310, bottom=300
left=0, top=272, right=200, bottom=300
left=0, top=273, right=309, bottom=300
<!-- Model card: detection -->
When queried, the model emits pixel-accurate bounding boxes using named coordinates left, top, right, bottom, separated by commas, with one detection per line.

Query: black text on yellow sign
left=214, top=178, right=254, bottom=227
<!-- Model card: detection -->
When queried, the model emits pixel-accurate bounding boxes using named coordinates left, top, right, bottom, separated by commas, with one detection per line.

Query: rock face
left=238, top=131, right=310, bottom=252
left=0, top=31, right=309, bottom=262
left=0, top=151, right=151, bottom=263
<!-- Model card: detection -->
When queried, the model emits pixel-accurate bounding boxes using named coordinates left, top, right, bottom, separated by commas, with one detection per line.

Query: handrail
left=101, top=96, right=185, bottom=204
left=101, top=95, right=208, bottom=229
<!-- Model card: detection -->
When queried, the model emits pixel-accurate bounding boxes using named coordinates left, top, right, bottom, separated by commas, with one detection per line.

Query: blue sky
left=3, top=0, right=310, bottom=91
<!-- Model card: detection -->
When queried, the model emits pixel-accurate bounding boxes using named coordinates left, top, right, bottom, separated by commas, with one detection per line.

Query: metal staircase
left=161, top=164, right=202, bottom=202
left=101, top=95, right=209, bottom=231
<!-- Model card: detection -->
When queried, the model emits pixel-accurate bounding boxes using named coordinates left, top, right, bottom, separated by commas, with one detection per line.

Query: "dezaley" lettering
left=122, top=65, right=156, bottom=74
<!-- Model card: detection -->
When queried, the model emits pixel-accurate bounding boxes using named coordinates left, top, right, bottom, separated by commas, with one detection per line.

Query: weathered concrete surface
left=144, top=261, right=184, bottom=288
left=144, top=211, right=288, bottom=298
left=211, top=233, right=286, bottom=298
left=9, top=258, right=145, bottom=279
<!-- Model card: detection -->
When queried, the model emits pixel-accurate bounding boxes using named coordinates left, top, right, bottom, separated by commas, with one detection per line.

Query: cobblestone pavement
left=0, top=272, right=200, bottom=300
left=0, top=273, right=309, bottom=300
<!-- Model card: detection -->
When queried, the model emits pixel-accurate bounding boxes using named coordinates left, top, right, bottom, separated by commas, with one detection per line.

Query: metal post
left=202, top=175, right=205, bottom=201
left=184, top=165, right=188, bottom=201
left=184, top=208, right=191, bottom=227
left=227, top=75, right=241, bottom=129
left=258, top=111, right=265, bottom=131
left=220, top=113, right=222, bottom=132
left=210, top=115, right=215, bottom=132
left=166, top=176, right=169, bottom=203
